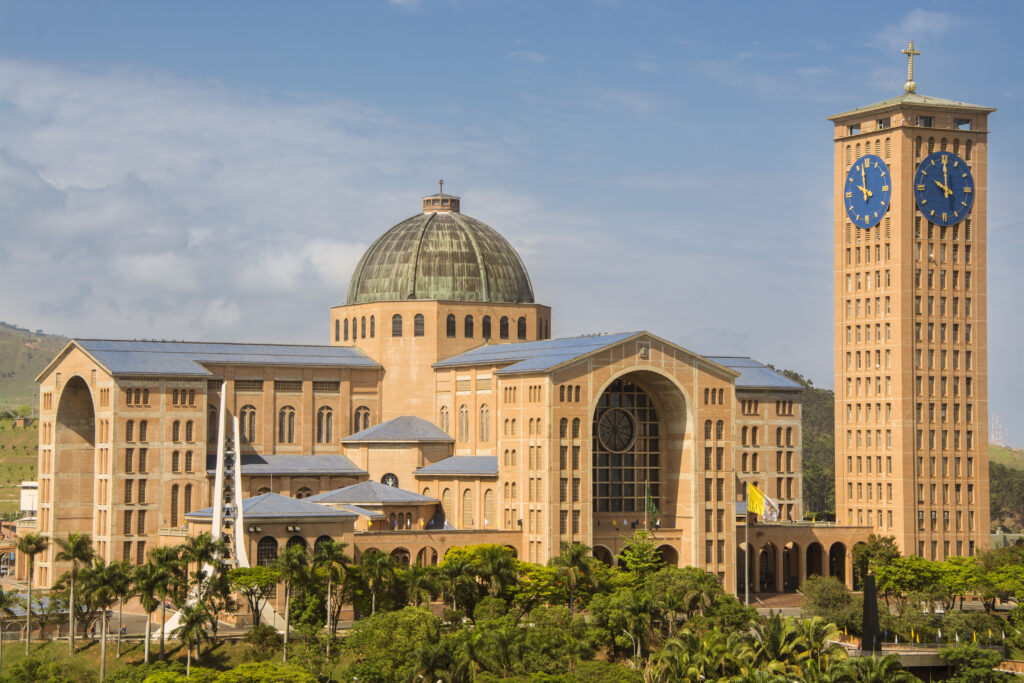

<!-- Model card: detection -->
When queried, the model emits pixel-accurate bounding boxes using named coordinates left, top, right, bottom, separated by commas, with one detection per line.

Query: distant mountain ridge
left=0, top=322, right=69, bottom=411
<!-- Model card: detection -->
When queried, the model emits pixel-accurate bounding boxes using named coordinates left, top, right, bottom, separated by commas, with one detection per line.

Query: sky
left=0, top=2, right=1021, bottom=442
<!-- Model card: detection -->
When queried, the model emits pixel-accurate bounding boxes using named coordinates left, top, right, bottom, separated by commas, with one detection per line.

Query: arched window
left=392, top=314, right=403, bottom=337
left=139, top=420, right=148, bottom=442
left=422, top=487, right=432, bottom=499
left=462, top=489, right=474, bottom=527
left=511, top=418, right=517, bottom=435
left=184, top=484, right=192, bottom=514
left=370, top=315, right=375, bottom=337
left=504, top=418, right=510, bottom=436
left=173, top=389, right=179, bottom=406
left=511, top=482, right=517, bottom=497
left=354, top=406, right=370, bottom=433
left=442, top=488, right=453, bottom=523
left=559, top=418, right=568, bottom=438
left=965, top=140, right=972, bottom=160
left=776, top=427, right=783, bottom=445
left=574, top=386, right=580, bottom=402
left=458, top=404, right=469, bottom=442
left=343, top=318, right=349, bottom=341
left=172, top=451, right=180, bottom=473
left=170, top=485, right=179, bottom=527
left=704, top=420, right=712, bottom=440
left=786, top=427, right=793, bottom=446
left=482, top=316, right=492, bottom=339
left=464, top=315, right=474, bottom=337
left=208, top=406, right=217, bottom=442
left=314, top=536, right=333, bottom=555
left=751, top=426, right=758, bottom=446
left=286, top=536, right=307, bottom=551
left=361, top=316, right=366, bottom=338
left=126, top=420, right=135, bottom=442
left=335, top=319, right=340, bottom=342
left=185, top=451, right=193, bottom=472
left=517, top=317, right=527, bottom=340
left=511, top=449, right=517, bottom=465
left=484, top=489, right=495, bottom=527
left=572, top=418, right=580, bottom=438
left=317, top=407, right=333, bottom=443
left=405, top=513, right=412, bottom=529
left=703, top=388, right=709, bottom=404
left=446, top=314, right=456, bottom=338
left=528, top=418, right=535, bottom=435
left=439, top=406, right=449, bottom=434
left=715, top=420, right=724, bottom=440
left=142, top=389, right=149, bottom=405
left=256, top=537, right=278, bottom=566
left=240, top=405, right=256, bottom=442
left=479, top=405, right=489, bottom=442
left=499, top=316, right=509, bottom=339
left=185, top=420, right=193, bottom=442
left=172, top=420, right=181, bottom=442
left=256, top=487, right=271, bottom=496
left=278, top=406, right=296, bottom=443
left=741, top=426, right=748, bottom=446
left=414, top=313, right=425, bottom=337
left=751, top=452, right=759, bottom=471
left=296, top=487, right=313, bottom=499
left=504, top=449, right=510, bottom=466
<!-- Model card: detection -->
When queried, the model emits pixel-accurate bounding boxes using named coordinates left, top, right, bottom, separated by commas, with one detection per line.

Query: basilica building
left=28, top=189, right=804, bottom=597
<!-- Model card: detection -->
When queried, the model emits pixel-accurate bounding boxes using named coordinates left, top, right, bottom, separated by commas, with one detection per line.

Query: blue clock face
left=914, top=151, right=974, bottom=226
left=844, top=154, right=891, bottom=229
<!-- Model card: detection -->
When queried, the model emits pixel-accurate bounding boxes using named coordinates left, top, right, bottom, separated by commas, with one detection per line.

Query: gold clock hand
left=859, top=165, right=869, bottom=201
left=941, top=157, right=952, bottom=197
left=933, top=179, right=951, bottom=195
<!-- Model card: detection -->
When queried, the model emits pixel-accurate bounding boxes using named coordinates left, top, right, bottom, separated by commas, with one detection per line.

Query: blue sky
left=0, top=1, right=1021, bottom=441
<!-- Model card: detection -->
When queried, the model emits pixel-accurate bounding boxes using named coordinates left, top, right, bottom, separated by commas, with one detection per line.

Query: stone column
left=774, top=546, right=785, bottom=593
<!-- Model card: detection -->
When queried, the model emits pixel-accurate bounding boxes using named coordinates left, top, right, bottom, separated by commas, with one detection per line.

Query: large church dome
left=346, top=192, right=535, bottom=305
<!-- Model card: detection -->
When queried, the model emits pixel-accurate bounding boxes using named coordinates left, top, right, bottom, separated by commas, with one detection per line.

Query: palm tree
left=80, top=560, right=118, bottom=682
left=844, top=654, right=919, bottom=682
left=359, top=549, right=395, bottom=615
left=274, top=543, right=310, bottom=662
left=439, top=553, right=476, bottom=614
left=201, top=567, right=236, bottom=645
left=171, top=604, right=211, bottom=677
left=179, top=533, right=228, bottom=601
left=404, top=562, right=437, bottom=608
left=752, top=612, right=810, bottom=676
left=132, top=562, right=164, bottom=664
left=16, top=532, right=49, bottom=655
left=0, top=590, right=19, bottom=673
left=550, top=542, right=597, bottom=614
left=105, top=560, right=132, bottom=658
left=147, top=545, right=185, bottom=660
left=476, top=622, right=526, bottom=678
left=53, top=531, right=95, bottom=653
left=312, top=538, right=350, bottom=643
left=472, top=545, right=517, bottom=598
left=795, top=616, right=846, bottom=672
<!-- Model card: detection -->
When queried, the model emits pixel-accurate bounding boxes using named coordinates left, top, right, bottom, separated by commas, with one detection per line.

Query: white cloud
left=875, top=9, right=955, bottom=51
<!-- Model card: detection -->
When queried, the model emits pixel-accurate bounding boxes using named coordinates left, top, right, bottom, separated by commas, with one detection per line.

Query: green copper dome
left=346, top=196, right=535, bottom=305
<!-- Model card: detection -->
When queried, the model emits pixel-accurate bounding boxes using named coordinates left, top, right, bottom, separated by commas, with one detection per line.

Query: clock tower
left=828, top=43, right=995, bottom=559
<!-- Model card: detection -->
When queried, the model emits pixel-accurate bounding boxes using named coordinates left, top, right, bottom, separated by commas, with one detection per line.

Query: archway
left=782, top=542, right=801, bottom=592
left=852, top=541, right=868, bottom=591
left=593, top=545, right=615, bottom=566
left=416, top=547, right=438, bottom=566
left=656, top=544, right=678, bottom=567
left=758, top=543, right=778, bottom=593
left=54, top=376, right=96, bottom=538
left=806, top=542, right=825, bottom=579
left=736, top=542, right=755, bottom=596
left=391, top=547, right=411, bottom=565
left=503, top=545, right=519, bottom=559
left=829, top=542, right=847, bottom=586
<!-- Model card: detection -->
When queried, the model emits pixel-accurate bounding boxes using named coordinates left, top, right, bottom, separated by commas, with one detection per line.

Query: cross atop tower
left=902, top=41, right=920, bottom=94
left=439, top=178, right=444, bottom=194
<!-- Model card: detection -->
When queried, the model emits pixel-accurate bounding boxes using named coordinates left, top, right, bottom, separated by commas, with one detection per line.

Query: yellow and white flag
left=747, top=483, right=780, bottom=522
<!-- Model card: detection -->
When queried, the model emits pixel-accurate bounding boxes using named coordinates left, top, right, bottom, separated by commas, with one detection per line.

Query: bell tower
left=828, top=43, right=995, bottom=559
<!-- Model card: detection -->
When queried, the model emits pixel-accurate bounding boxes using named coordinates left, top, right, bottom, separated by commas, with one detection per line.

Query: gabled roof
left=433, top=332, right=640, bottom=374
left=828, top=92, right=995, bottom=120
left=305, top=480, right=438, bottom=506
left=39, top=339, right=379, bottom=380
left=186, top=492, right=357, bottom=520
left=205, top=453, right=366, bottom=476
left=415, top=456, right=498, bottom=477
left=703, top=357, right=802, bottom=390
left=341, top=415, right=453, bottom=443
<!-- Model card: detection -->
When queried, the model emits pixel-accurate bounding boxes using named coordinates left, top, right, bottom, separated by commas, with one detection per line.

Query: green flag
left=645, top=482, right=658, bottom=518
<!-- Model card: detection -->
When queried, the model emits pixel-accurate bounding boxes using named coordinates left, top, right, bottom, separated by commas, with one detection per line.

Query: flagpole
left=744, top=504, right=750, bottom=606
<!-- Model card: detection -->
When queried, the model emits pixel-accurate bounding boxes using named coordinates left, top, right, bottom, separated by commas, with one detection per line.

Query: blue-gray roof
left=415, top=456, right=499, bottom=477
left=305, top=480, right=438, bottom=505
left=186, top=492, right=357, bottom=520
left=341, top=415, right=453, bottom=443
left=703, top=357, right=802, bottom=390
left=205, top=453, right=366, bottom=476
left=336, top=504, right=387, bottom=519
left=434, top=332, right=640, bottom=374
left=73, top=339, right=379, bottom=377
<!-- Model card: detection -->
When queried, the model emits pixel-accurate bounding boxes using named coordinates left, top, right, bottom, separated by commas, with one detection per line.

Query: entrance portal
left=54, top=376, right=96, bottom=536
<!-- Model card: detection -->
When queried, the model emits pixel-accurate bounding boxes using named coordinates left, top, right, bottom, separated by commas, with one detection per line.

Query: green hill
left=0, top=321, right=69, bottom=413
left=990, top=444, right=1024, bottom=471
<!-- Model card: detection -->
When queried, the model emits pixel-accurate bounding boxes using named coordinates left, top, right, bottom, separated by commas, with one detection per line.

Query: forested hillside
left=771, top=368, right=835, bottom=515
left=0, top=321, right=69, bottom=411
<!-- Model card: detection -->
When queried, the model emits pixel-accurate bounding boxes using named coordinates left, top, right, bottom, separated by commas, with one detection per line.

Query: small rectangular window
left=876, top=117, right=890, bottom=130
left=953, top=118, right=971, bottom=130
left=848, top=123, right=861, bottom=135
left=917, top=116, right=934, bottom=127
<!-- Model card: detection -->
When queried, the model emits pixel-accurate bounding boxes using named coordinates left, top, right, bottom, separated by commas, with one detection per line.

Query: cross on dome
left=902, top=40, right=920, bottom=93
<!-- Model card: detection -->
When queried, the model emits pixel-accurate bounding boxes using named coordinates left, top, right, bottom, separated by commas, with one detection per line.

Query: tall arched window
left=335, top=319, right=340, bottom=342
left=715, top=420, right=724, bottom=440
left=572, top=418, right=580, bottom=438
left=354, top=406, right=370, bottom=433
left=511, top=450, right=517, bottom=465
left=741, top=426, right=748, bottom=446
left=446, top=314, right=456, bottom=338
left=170, top=485, right=179, bottom=527
left=279, top=406, right=296, bottom=443
left=439, top=406, right=449, bottom=434
left=458, top=404, right=469, bottom=442
left=786, top=427, right=793, bottom=446
left=529, top=418, right=535, bottom=435
left=414, top=314, right=425, bottom=337
left=184, top=484, right=192, bottom=514
left=499, top=316, right=509, bottom=339
left=344, top=318, right=349, bottom=341
left=172, top=420, right=181, bottom=442
left=142, top=389, right=149, bottom=405
left=172, top=451, right=180, bottom=473
left=392, top=314, right=403, bottom=337
left=482, top=316, right=492, bottom=339
left=442, top=488, right=453, bottom=524
left=559, top=418, right=568, bottom=438
left=511, top=418, right=517, bottom=435
left=139, top=420, right=148, bottom=442
left=185, top=420, right=193, bottom=442
left=517, top=317, right=527, bottom=340
left=484, top=489, right=495, bottom=527
left=370, top=315, right=375, bottom=337
left=317, top=407, right=333, bottom=443
left=479, top=405, right=489, bottom=442
left=464, top=315, right=474, bottom=337
left=751, top=426, right=758, bottom=446
left=776, top=427, right=783, bottom=445
left=704, top=420, right=712, bottom=439
left=462, top=489, right=474, bottom=527
left=361, top=316, right=366, bottom=338
left=208, top=406, right=217, bottom=442
left=256, top=537, right=278, bottom=566
left=240, top=405, right=256, bottom=442
left=185, top=451, right=193, bottom=472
